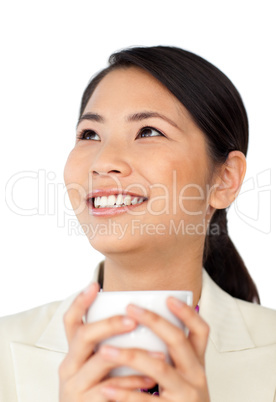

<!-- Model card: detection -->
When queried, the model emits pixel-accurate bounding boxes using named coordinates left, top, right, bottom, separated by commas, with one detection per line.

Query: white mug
left=86, top=289, right=193, bottom=377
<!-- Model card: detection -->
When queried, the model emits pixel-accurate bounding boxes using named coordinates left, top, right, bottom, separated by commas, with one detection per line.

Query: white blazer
left=0, top=262, right=276, bottom=402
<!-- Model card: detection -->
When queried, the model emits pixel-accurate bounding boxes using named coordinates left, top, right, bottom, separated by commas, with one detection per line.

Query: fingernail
left=100, top=345, right=120, bottom=358
left=168, top=297, right=183, bottom=308
left=143, top=376, right=154, bottom=385
left=122, top=316, right=136, bottom=327
left=128, top=304, right=145, bottom=315
left=101, top=386, right=117, bottom=397
left=148, top=351, right=166, bottom=359
left=83, top=282, right=97, bottom=294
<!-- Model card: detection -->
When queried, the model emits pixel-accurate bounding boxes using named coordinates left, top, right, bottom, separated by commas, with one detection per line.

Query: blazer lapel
left=11, top=343, right=65, bottom=402
left=200, top=269, right=255, bottom=352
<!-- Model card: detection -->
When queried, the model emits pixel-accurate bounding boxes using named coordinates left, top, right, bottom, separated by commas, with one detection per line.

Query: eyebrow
left=77, top=111, right=179, bottom=129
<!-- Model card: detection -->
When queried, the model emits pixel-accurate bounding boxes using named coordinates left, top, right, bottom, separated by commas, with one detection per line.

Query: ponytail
left=204, top=209, right=260, bottom=303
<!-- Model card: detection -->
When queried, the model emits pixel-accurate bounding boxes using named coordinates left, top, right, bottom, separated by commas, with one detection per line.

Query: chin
left=87, top=233, right=140, bottom=256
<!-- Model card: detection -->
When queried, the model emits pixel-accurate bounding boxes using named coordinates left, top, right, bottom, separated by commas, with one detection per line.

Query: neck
left=101, top=246, right=203, bottom=309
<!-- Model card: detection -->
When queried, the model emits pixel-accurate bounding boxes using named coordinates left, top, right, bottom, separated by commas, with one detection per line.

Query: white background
left=0, top=0, right=275, bottom=317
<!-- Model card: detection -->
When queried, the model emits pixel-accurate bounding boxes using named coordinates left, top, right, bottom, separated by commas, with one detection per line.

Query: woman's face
left=64, top=67, right=214, bottom=257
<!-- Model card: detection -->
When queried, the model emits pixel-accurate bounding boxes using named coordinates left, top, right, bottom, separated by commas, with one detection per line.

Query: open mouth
left=86, top=192, right=148, bottom=216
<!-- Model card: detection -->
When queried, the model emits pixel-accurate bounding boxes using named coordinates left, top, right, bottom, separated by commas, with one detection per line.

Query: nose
left=90, top=142, right=132, bottom=178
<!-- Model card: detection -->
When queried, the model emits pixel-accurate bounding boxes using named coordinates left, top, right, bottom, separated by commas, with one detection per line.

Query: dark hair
left=79, top=45, right=260, bottom=304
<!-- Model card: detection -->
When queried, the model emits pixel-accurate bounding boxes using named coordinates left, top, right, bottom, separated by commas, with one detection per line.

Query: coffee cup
left=86, top=289, right=193, bottom=377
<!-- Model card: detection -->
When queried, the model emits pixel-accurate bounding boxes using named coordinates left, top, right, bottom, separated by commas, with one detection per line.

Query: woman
left=1, top=46, right=276, bottom=402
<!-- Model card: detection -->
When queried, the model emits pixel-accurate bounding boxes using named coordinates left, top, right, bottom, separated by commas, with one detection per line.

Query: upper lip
left=86, top=188, right=148, bottom=201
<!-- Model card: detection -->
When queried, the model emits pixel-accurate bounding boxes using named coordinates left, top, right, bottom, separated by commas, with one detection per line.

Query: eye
left=77, top=129, right=100, bottom=141
left=137, top=126, right=165, bottom=139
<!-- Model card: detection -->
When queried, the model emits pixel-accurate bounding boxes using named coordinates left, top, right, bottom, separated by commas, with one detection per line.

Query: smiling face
left=64, top=67, right=215, bottom=258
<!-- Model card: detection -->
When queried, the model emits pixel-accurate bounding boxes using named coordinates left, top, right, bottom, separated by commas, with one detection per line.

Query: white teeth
left=124, top=195, right=131, bottom=206
left=95, top=197, right=101, bottom=207
left=93, top=194, right=146, bottom=208
left=107, top=194, right=116, bottom=207
left=94, top=197, right=100, bottom=208
left=116, top=194, right=123, bottom=206
left=100, top=196, right=108, bottom=208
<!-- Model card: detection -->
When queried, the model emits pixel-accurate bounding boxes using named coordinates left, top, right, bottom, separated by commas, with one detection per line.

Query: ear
left=208, top=150, right=247, bottom=210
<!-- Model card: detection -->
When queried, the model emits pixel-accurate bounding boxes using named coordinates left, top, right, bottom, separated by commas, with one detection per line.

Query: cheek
left=63, top=148, right=77, bottom=184
left=144, top=152, right=209, bottom=217
left=176, top=156, right=209, bottom=214
left=64, top=149, right=87, bottom=209
left=145, top=150, right=207, bottom=192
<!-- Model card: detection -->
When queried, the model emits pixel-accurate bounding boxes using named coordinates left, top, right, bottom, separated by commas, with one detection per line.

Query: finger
left=60, top=315, right=137, bottom=379
left=103, top=374, right=156, bottom=392
left=101, top=378, right=208, bottom=402
left=75, top=374, right=156, bottom=402
left=99, top=345, right=184, bottom=395
left=166, top=298, right=209, bottom=364
left=63, top=282, right=99, bottom=343
left=125, top=303, right=199, bottom=374
left=101, top=386, right=155, bottom=401
left=66, top=342, right=151, bottom=391
left=60, top=353, right=122, bottom=402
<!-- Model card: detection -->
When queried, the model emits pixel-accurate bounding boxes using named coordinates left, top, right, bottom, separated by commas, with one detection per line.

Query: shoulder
left=201, top=269, right=276, bottom=350
left=235, top=298, right=276, bottom=347
left=202, top=272, right=276, bottom=400
left=0, top=300, right=62, bottom=345
left=0, top=301, right=70, bottom=402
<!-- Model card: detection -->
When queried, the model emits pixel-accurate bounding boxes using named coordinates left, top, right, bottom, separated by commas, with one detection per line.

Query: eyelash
left=76, top=129, right=99, bottom=141
left=76, top=126, right=166, bottom=141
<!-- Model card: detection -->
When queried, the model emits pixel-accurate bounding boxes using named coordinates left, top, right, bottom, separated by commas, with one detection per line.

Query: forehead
left=83, top=66, right=189, bottom=121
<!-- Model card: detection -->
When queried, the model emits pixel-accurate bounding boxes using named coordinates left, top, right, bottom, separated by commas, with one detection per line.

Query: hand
left=59, top=283, right=158, bottom=401
left=99, top=298, right=210, bottom=401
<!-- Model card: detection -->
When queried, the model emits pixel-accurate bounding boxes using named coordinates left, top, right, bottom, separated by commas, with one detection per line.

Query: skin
left=61, top=67, right=247, bottom=401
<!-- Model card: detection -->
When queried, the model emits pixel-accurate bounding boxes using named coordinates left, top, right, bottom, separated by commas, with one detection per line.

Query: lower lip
left=86, top=199, right=148, bottom=217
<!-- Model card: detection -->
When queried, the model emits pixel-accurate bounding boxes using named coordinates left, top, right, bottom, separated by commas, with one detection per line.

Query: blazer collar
left=200, top=269, right=255, bottom=352
left=34, top=261, right=254, bottom=354
left=12, top=261, right=255, bottom=359
left=34, top=261, right=104, bottom=352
